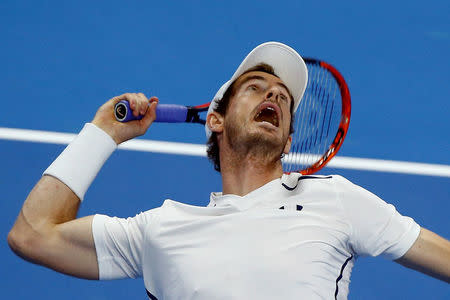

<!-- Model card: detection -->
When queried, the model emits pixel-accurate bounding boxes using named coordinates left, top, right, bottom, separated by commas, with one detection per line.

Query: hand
left=92, top=93, right=158, bottom=144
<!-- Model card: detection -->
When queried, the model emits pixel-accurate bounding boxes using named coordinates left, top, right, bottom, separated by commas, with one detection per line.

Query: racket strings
left=317, top=68, right=338, bottom=163
left=283, top=61, right=342, bottom=173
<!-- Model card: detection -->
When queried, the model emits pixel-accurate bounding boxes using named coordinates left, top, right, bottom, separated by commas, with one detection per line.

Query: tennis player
left=8, top=42, right=450, bottom=299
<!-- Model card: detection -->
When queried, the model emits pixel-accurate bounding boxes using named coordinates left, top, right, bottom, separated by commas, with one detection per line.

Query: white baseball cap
left=205, top=41, right=308, bottom=138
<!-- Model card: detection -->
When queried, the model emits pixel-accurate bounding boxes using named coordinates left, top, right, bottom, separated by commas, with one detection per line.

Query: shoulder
left=158, top=199, right=217, bottom=218
left=279, top=173, right=345, bottom=210
left=93, top=206, right=163, bottom=232
left=294, top=174, right=370, bottom=195
left=281, top=172, right=345, bottom=192
left=280, top=173, right=373, bottom=208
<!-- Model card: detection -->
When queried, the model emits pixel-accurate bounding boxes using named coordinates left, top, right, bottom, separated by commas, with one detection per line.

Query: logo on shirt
left=279, top=205, right=303, bottom=211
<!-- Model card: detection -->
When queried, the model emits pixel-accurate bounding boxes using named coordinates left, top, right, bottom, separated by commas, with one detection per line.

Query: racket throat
left=186, top=107, right=206, bottom=125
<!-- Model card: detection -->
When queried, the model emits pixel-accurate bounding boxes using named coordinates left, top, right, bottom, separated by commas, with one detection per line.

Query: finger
left=106, top=94, right=126, bottom=110
left=96, top=93, right=129, bottom=121
left=126, top=93, right=140, bottom=117
left=136, top=93, right=149, bottom=115
left=110, top=93, right=131, bottom=105
left=114, top=93, right=137, bottom=116
left=141, top=97, right=159, bottom=128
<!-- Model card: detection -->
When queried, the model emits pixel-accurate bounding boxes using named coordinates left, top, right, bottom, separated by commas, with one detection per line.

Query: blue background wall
left=1, top=1, right=449, bottom=299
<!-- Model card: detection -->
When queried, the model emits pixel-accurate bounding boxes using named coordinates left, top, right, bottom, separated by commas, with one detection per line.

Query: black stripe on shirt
left=146, top=289, right=158, bottom=300
left=334, top=255, right=353, bottom=299
left=282, top=175, right=332, bottom=191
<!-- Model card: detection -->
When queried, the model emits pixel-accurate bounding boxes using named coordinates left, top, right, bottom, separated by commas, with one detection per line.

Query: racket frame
left=293, top=58, right=351, bottom=175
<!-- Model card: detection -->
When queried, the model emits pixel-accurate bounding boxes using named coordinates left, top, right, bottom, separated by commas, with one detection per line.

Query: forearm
left=395, top=227, right=450, bottom=283
left=8, top=176, right=82, bottom=268
left=8, top=123, right=116, bottom=262
left=15, top=175, right=80, bottom=232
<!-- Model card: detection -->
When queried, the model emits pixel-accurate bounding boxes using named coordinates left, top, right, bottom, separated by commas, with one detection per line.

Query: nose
left=265, top=87, right=280, bottom=102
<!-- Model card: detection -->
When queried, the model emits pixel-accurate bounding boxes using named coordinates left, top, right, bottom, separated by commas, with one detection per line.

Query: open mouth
left=254, top=102, right=281, bottom=127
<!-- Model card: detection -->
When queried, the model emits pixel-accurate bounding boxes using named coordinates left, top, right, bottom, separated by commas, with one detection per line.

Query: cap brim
left=229, top=42, right=307, bottom=111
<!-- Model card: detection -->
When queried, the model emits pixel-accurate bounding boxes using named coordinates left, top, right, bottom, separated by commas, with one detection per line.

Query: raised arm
left=395, top=227, right=450, bottom=283
left=7, top=93, right=158, bottom=279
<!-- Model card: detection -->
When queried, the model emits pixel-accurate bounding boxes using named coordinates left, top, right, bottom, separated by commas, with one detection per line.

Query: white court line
left=1, top=127, right=449, bottom=178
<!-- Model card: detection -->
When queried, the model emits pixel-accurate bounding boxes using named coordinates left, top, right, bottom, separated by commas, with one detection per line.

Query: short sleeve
left=334, top=175, right=420, bottom=260
left=92, top=209, right=158, bottom=280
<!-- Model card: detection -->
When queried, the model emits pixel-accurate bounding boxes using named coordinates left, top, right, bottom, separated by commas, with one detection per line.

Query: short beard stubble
left=224, top=113, right=289, bottom=165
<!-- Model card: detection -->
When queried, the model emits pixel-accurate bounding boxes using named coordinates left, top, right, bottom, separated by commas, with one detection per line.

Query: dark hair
left=207, top=63, right=295, bottom=172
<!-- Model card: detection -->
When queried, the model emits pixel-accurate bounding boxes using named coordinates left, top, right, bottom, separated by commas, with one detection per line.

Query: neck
left=219, top=147, right=284, bottom=196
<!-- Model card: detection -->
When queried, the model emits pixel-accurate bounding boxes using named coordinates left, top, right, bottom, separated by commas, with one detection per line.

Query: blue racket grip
left=114, top=100, right=188, bottom=123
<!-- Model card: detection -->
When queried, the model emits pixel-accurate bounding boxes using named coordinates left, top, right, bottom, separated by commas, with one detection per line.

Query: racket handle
left=155, top=104, right=188, bottom=123
left=114, top=100, right=188, bottom=123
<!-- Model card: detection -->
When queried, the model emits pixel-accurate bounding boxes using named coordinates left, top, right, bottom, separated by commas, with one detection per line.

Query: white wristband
left=44, top=123, right=117, bottom=201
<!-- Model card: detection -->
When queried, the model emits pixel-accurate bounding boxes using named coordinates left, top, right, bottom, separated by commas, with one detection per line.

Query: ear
left=283, top=135, right=292, bottom=154
left=206, top=111, right=224, bottom=134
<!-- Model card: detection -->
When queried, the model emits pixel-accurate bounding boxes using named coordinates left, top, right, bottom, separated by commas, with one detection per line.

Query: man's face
left=222, top=71, right=293, bottom=157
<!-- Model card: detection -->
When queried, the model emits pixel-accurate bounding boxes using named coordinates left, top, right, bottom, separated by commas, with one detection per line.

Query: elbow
left=7, top=226, right=44, bottom=262
left=8, top=227, right=30, bottom=258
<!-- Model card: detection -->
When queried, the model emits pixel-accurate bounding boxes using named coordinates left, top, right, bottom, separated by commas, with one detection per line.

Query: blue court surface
left=1, top=1, right=449, bottom=299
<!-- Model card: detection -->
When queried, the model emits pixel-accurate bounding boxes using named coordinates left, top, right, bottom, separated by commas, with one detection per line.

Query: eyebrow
left=239, top=75, right=292, bottom=98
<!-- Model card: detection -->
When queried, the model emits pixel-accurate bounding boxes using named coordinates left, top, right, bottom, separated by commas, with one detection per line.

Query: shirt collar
left=208, top=173, right=301, bottom=210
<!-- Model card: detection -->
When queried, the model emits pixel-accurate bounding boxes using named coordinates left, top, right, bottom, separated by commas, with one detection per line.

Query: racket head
left=282, top=58, right=351, bottom=175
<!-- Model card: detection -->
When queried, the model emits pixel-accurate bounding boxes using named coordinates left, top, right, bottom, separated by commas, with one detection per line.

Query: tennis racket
left=283, top=58, right=351, bottom=175
left=114, top=57, right=351, bottom=175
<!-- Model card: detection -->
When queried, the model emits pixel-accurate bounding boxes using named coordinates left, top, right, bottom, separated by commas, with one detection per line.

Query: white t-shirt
left=92, top=173, right=420, bottom=299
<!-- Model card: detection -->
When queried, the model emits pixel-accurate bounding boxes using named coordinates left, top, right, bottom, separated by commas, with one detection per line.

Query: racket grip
left=155, top=104, right=188, bottom=122
left=114, top=101, right=188, bottom=123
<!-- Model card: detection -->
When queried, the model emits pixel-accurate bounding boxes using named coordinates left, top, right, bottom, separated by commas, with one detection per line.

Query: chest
left=142, top=205, right=352, bottom=297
